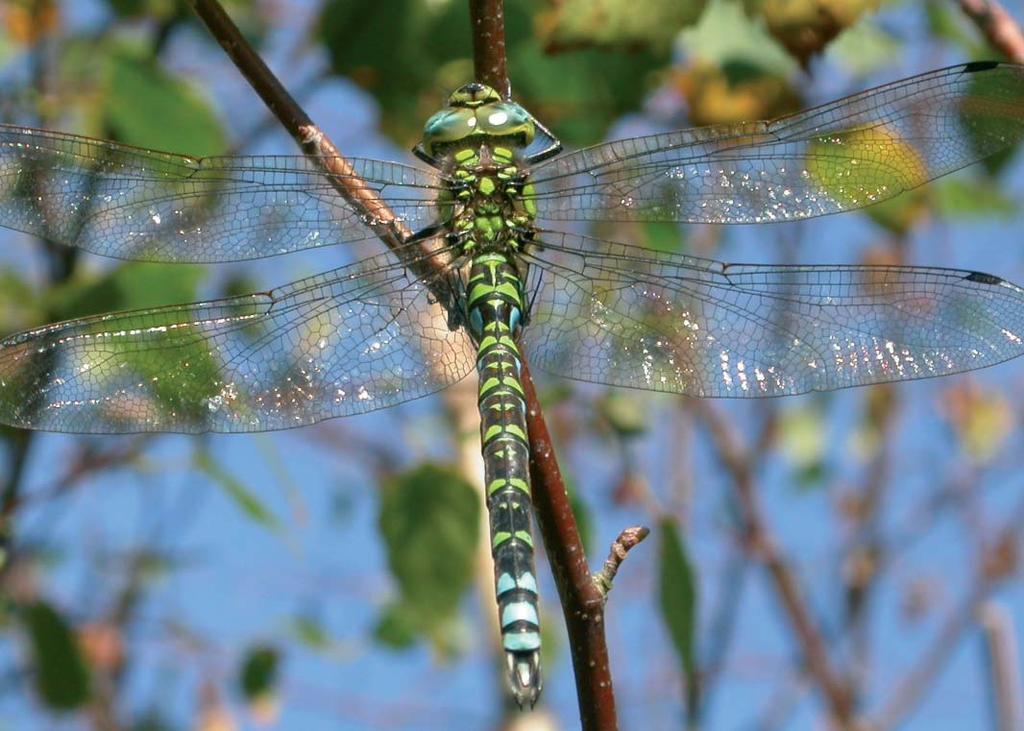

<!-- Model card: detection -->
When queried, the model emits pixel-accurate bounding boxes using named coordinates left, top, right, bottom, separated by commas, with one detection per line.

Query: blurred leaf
left=828, top=15, right=900, bottom=76
left=958, top=63, right=1024, bottom=176
left=3, top=2, right=59, bottom=46
left=47, top=262, right=205, bottom=320
left=933, top=178, right=1017, bottom=218
left=376, top=463, right=479, bottom=648
left=104, top=45, right=226, bottom=156
left=848, top=382, right=893, bottom=462
left=744, top=0, right=882, bottom=66
left=565, top=473, right=593, bottom=555
left=319, top=0, right=471, bottom=142
left=291, top=616, right=332, bottom=650
left=195, top=450, right=278, bottom=528
left=658, top=518, right=698, bottom=677
left=597, top=391, right=647, bottom=437
left=675, top=58, right=801, bottom=126
left=0, top=268, right=40, bottom=334
left=374, top=602, right=420, bottom=649
left=639, top=220, right=685, bottom=254
left=863, top=189, right=929, bottom=236
left=805, top=123, right=928, bottom=216
left=537, top=0, right=706, bottom=51
left=925, top=3, right=994, bottom=58
left=238, top=644, right=280, bottom=714
left=41, top=263, right=227, bottom=429
left=679, top=0, right=795, bottom=75
left=107, top=0, right=179, bottom=19
left=20, top=600, right=90, bottom=710
left=778, top=403, right=826, bottom=484
left=940, top=383, right=1013, bottom=464
left=509, top=40, right=665, bottom=147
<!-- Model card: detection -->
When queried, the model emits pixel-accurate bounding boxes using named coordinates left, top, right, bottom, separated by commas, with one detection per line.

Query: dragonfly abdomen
left=467, top=251, right=542, bottom=707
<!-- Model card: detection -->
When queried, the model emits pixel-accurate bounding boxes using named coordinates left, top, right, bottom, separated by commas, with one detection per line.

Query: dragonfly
left=1, top=61, right=1023, bottom=707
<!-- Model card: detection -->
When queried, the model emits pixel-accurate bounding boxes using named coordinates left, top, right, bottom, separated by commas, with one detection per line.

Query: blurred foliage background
left=0, top=0, right=1022, bottom=729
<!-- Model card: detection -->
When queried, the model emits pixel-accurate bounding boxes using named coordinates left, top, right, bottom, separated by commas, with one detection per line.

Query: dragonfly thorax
left=444, top=144, right=536, bottom=260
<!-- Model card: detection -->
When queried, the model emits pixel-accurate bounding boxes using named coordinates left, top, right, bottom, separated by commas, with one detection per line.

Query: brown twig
left=695, top=402, right=855, bottom=725
left=521, top=364, right=619, bottom=729
left=870, top=492, right=1024, bottom=729
left=593, top=526, right=650, bottom=597
left=186, top=0, right=450, bottom=284
left=958, top=0, right=1024, bottom=62
left=468, top=0, right=510, bottom=99
left=977, top=601, right=1024, bottom=731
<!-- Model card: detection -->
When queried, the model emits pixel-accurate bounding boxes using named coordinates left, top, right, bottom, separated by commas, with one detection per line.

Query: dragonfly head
left=447, top=82, right=502, bottom=108
left=421, top=83, right=537, bottom=159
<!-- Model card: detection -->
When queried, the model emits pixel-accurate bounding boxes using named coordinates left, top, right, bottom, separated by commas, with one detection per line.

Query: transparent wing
left=0, top=246, right=474, bottom=433
left=521, top=232, right=1024, bottom=397
left=528, top=62, right=1024, bottom=224
left=0, top=125, right=445, bottom=262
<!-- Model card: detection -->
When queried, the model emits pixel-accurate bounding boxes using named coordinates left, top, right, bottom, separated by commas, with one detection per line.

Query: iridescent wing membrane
left=528, top=62, right=1024, bottom=224
left=0, top=246, right=474, bottom=432
left=0, top=126, right=444, bottom=262
left=1, top=62, right=1024, bottom=431
left=522, top=233, right=1024, bottom=397
left=517, top=61, right=1024, bottom=396
left=0, top=128, right=471, bottom=432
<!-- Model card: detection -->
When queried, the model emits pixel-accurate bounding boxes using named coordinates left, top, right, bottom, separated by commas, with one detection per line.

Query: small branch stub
left=593, top=526, right=651, bottom=599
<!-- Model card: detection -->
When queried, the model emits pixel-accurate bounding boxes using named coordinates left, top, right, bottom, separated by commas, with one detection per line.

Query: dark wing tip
left=963, top=60, right=1001, bottom=73
left=964, top=270, right=1004, bottom=285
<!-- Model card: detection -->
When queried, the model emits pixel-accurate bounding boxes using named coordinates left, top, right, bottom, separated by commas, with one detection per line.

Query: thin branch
left=870, top=492, right=1024, bottom=729
left=696, top=402, right=856, bottom=725
left=521, top=363, right=619, bottom=730
left=468, top=0, right=510, bottom=98
left=186, top=0, right=450, bottom=285
left=978, top=601, right=1024, bottom=731
left=958, top=0, right=1024, bottom=62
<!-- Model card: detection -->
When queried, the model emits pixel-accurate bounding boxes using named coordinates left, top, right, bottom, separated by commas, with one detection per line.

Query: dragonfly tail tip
left=507, top=650, right=542, bottom=709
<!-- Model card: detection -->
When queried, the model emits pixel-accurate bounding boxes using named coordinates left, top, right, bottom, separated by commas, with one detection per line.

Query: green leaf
left=679, top=0, right=795, bottom=75
left=564, top=474, right=593, bottom=556
left=238, top=644, right=280, bottom=702
left=933, top=178, right=1018, bottom=219
left=20, top=600, right=90, bottom=711
left=194, top=450, right=277, bottom=528
left=319, top=0, right=471, bottom=142
left=959, top=64, right=1024, bottom=175
left=376, top=463, right=480, bottom=647
left=48, top=263, right=206, bottom=321
left=38, top=262, right=228, bottom=428
left=597, top=391, right=648, bottom=437
left=537, top=0, right=707, bottom=51
left=374, top=602, right=420, bottom=649
left=658, top=519, right=698, bottom=677
left=0, top=268, right=41, bottom=335
left=291, top=616, right=332, bottom=650
left=828, top=16, right=900, bottom=76
left=104, top=45, right=226, bottom=156
left=778, top=402, right=826, bottom=486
